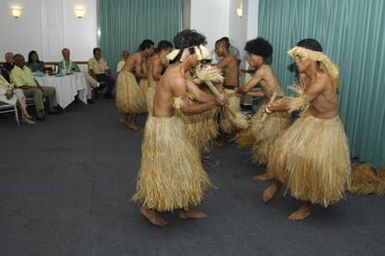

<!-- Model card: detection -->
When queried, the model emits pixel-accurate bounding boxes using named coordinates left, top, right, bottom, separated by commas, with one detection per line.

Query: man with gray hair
left=1, top=52, right=15, bottom=82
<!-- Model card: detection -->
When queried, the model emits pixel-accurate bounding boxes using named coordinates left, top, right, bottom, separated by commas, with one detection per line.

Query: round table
left=34, top=72, right=88, bottom=109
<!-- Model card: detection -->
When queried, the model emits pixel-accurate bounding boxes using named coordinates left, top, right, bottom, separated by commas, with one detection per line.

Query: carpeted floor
left=1, top=99, right=384, bottom=256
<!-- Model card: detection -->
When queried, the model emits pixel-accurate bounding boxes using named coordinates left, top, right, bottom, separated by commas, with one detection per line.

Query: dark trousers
left=95, top=74, right=115, bottom=97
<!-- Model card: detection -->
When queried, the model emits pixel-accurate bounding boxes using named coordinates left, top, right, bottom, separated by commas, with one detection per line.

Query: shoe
left=48, top=108, right=59, bottom=115
left=93, top=90, right=100, bottom=99
left=48, top=106, right=62, bottom=114
left=36, top=111, right=46, bottom=121
left=87, top=99, right=95, bottom=104
left=22, top=117, right=36, bottom=125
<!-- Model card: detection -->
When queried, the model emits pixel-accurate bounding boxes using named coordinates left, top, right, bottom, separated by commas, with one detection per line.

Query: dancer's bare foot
left=119, top=117, right=127, bottom=123
left=262, top=183, right=280, bottom=203
left=179, top=210, right=208, bottom=220
left=140, top=207, right=167, bottom=226
left=127, top=122, right=140, bottom=131
left=253, top=172, right=272, bottom=181
left=215, top=139, right=226, bottom=148
left=288, top=204, right=311, bottom=221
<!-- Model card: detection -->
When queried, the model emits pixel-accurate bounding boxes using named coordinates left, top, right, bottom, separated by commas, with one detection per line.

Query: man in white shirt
left=59, top=48, right=99, bottom=103
left=116, top=50, right=129, bottom=73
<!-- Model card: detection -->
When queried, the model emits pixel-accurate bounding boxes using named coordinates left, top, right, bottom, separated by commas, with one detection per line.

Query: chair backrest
left=0, top=100, right=19, bottom=125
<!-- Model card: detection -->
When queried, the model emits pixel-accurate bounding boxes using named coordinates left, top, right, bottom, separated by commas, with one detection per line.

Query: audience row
left=1, top=47, right=129, bottom=124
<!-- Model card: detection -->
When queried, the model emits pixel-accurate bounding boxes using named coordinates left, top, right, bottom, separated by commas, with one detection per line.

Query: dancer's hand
left=235, top=87, right=243, bottom=95
left=265, top=104, right=273, bottom=114
left=215, top=96, right=227, bottom=106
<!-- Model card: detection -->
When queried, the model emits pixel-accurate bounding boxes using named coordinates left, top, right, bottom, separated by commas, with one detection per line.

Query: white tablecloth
left=35, top=72, right=87, bottom=109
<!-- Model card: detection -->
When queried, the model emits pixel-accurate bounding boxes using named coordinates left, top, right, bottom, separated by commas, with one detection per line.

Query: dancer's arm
left=135, top=56, right=147, bottom=78
left=237, top=70, right=263, bottom=94
left=172, top=78, right=224, bottom=115
left=186, top=80, right=216, bottom=103
left=151, top=58, right=162, bottom=81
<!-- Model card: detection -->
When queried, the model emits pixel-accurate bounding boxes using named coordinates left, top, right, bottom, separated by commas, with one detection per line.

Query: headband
left=166, top=44, right=210, bottom=62
left=288, top=46, right=340, bottom=87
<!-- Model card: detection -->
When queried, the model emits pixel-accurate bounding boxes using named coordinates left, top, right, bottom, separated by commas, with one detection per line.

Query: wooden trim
left=0, top=61, right=89, bottom=65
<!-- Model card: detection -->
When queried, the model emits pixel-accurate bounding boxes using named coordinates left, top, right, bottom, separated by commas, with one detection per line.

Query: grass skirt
left=251, top=103, right=289, bottom=165
left=146, top=83, right=156, bottom=115
left=115, top=70, right=146, bottom=114
left=132, top=116, right=212, bottom=211
left=349, top=164, right=385, bottom=195
left=220, top=89, right=248, bottom=133
left=178, top=109, right=218, bottom=153
left=140, top=78, right=149, bottom=97
left=267, top=113, right=351, bottom=207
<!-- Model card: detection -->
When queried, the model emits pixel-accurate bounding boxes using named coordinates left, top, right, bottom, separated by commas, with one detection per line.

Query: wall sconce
left=10, top=7, right=22, bottom=19
left=236, top=1, right=243, bottom=18
left=73, top=7, right=86, bottom=19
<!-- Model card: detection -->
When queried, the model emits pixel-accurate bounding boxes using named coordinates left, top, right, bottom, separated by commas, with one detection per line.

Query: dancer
left=236, top=37, right=289, bottom=181
left=132, top=30, right=225, bottom=226
left=115, top=39, right=154, bottom=130
left=213, top=37, right=240, bottom=146
left=146, top=40, right=173, bottom=115
left=262, top=39, right=351, bottom=221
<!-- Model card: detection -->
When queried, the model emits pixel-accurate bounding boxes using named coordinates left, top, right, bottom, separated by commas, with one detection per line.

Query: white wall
left=190, top=0, right=230, bottom=50
left=246, top=0, right=259, bottom=40
left=0, top=0, right=258, bottom=62
left=0, top=0, right=97, bottom=62
left=190, top=0, right=258, bottom=66
left=229, top=0, right=249, bottom=67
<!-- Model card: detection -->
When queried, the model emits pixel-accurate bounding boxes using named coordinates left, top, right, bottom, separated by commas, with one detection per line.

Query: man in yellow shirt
left=10, top=54, right=60, bottom=121
left=88, top=48, right=115, bottom=98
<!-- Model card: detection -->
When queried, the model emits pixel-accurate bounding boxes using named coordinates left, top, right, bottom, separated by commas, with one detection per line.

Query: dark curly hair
left=170, top=30, right=207, bottom=63
left=173, top=29, right=206, bottom=49
left=244, top=37, right=273, bottom=60
left=215, top=37, right=230, bottom=50
left=139, top=39, right=155, bottom=51
left=93, top=47, right=101, bottom=55
left=296, top=38, right=323, bottom=52
left=156, top=40, right=173, bottom=52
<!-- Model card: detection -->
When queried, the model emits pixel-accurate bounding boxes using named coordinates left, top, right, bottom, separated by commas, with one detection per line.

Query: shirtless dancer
left=262, top=39, right=351, bottom=220
left=213, top=37, right=240, bottom=146
left=115, top=39, right=154, bottom=130
left=146, top=40, right=173, bottom=115
left=237, top=38, right=289, bottom=181
left=132, top=30, right=225, bottom=226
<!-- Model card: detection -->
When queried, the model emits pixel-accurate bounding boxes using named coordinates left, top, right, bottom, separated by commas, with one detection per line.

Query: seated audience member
left=26, top=50, right=45, bottom=73
left=2, top=52, right=15, bottom=82
left=10, top=54, right=60, bottom=121
left=116, top=50, right=129, bottom=73
left=58, top=48, right=99, bottom=103
left=57, top=48, right=81, bottom=73
left=88, top=47, right=115, bottom=98
left=0, top=73, right=35, bottom=124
